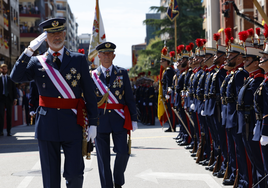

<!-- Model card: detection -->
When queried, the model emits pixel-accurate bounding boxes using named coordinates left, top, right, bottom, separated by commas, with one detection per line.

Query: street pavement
left=0, top=120, right=232, bottom=188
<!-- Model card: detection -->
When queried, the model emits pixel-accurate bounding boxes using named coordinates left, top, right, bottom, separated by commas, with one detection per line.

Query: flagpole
left=174, top=19, right=177, bottom=60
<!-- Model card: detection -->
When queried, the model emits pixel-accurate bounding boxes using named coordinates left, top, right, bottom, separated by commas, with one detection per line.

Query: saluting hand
left=28, top=31, right=47, bottom=52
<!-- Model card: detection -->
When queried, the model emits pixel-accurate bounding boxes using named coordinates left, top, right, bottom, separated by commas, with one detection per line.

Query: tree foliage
left=129, top=0, right=204, bottom=77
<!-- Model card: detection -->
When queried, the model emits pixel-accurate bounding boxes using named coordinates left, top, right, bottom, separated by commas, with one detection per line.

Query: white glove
left=143, top=102, right=146, bottom=106
left=260, top=135, right=268, bottom=146
left=149, top=102, right=153, bottom=106
left=201, top=110, right=205, bottom=116
left=181, top=91, right=186, bottom=97
left=29, top=31, right=47, bottom=51
left=168, top=87, right=172, bottom=93
left=29, top=111, right=35, bottom=116
left=186, top=91, right=189, bottom=97
left=190, top=103, right=195, bottom=110
left=253, top=125, right=257, bottom=135
left=87, top=126, right=97, bottom=143
left=165, top=95, right=170, bottom=100
left=132, top=121, right=138, bottom=132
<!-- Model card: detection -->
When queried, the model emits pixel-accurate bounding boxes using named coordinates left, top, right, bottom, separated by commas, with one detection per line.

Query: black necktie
left=105, top=68, right=110, bottom=85
left=53, top=52, right=61, bottom=69
left=4, top=76, right=8, bottom=96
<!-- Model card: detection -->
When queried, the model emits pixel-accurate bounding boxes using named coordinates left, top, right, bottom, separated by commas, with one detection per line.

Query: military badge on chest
left=113, top=75, right=123, bottom=88
left=65, top=67, right=81, bottom=87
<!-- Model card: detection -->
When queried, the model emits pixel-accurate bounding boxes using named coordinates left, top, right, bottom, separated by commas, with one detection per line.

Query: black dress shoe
left=185, top=144, right=193, bottom=149
left=115, top=184, right=122, bottom=188
left=176, top=138, right=184, bottom=143
left=191, top=152, right=197, bottom=157
left=178, top=141, right=188, bottom=146
left=165, top=128, right=172, bottom=132
left=173, top=136, right=181, bottom=140
left=205, top=164, right=214, bottom=171
left=222, top=178, right=234, bottom=185
left=200, top=159, right=209, bottom=166
left=217, top=169, right=225, bottom=178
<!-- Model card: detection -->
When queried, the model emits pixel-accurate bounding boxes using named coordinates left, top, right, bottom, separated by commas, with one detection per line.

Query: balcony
left=20, top=33, right=40, bottom=38
left=19, top=7, right=41, bottom=18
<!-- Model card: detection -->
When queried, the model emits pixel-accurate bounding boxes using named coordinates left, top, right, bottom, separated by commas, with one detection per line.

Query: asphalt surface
left=0, top=120, right=232, bottom=188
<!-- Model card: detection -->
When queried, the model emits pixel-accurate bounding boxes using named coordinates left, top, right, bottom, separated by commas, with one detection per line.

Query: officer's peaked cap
left=39, top=18, right=66, bottom=33
left=96, top=42, right=116, bottom=52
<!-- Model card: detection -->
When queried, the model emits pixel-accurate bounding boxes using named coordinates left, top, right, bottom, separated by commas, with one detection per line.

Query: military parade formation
left=132, top=26, right=268, bottom=188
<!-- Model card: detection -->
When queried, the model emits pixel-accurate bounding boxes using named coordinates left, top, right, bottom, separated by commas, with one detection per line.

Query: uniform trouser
left=148, top=105, right=155, bottom=125
left=210, top=115, right=228, bottom=171
left=95, top=129, right=129, bottom=188
left=187, top=111, right=195, bottom=145
left=261, top=145, right=268, bottom=186
left=178, top=108, right=190, bottom=143
left=38, top=139, right=84, bottom=188
left=206, top=116, right=218, bottom=158
left=198, top=114, right=210, bottom=159
left=229, top=127, right=249, bottom=188
left=0, top=96, right=13, bottom=134
left=192, top=112, right=200, bottom=146
left=242, top=133, right=265, bottom=188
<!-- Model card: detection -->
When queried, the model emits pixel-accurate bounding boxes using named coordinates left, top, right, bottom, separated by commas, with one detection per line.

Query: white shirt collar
left=48, top=47, right=65, bottom=62
left=100, top=64, right=113, bottom=76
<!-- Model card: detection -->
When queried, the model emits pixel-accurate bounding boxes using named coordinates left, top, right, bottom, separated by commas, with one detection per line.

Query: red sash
left=98, top=103, right=132, bottom=131
left=39, top=96, right=86, bottom=127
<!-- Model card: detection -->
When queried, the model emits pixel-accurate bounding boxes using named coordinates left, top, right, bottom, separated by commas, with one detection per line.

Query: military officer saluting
left=92, top=42, right=138, bottom=188
left=10, top=18, right=98, bottom=188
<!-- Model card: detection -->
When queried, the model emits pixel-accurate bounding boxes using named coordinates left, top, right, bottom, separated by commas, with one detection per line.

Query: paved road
left=0, top=120, right=232, bottom=188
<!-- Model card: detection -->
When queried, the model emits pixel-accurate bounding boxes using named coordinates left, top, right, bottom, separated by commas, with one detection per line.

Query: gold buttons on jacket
left=108, top=110, right=111, bottom=113
left=57, top=96, right=61, bottom=110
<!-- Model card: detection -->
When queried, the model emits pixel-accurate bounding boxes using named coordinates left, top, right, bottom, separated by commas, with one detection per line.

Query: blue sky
left=68, top=0, right=160, bottom=69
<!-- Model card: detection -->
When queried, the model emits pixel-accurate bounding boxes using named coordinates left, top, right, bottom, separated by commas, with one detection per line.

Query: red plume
left=78, top=49, right=85, bottom=54
left=189, top=42, right=194, bottom=50
left=224, top=28, right=232, bottom=39
left=256, top=28, right=261, bottom=36
left=213, top=33, right=221, bottom=42
left=177, top=49, right=181, bottom=54
left=178, top=45, right=185, bottom=51
left=186, top=45, right=191, bottom=52
left=195, top=38, right=204, bottom=48
left=225, top=38, right=229, bottom=46
left=169, top=51, right=175, bottom=58
left=264, top=24, right=268, bottom=38
left=202, top=39, right=207, bottom=45
left=230, top=37, right=234, bottom=43
left=238, top=31, right=248, bottom=42
left=247, top=28, right=254, bottom=37
left=161, top=47, right=168, bottom=56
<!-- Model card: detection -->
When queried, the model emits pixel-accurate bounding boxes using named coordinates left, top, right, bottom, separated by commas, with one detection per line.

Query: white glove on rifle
left=87, top=126, right=97, bottom=143
left=29, top=31, right=47, bottom=51
left=201, top=110, right=205, bottom=116
left=149, top=102, right=153, bottom=106
left=186, top=91, right=189, bottom=97
left=253, top=125, right=257, bottom=135
left=190, top=103, right=195, bottom=110
left=143, top=102, right=146, bottom=106
left=165, top=95, right=170, bottom=100
left=260, top=135, right=268, bottom=146
left=132, top=121, right=138, bottom=132
left=29, top=111, right=35, bottom=116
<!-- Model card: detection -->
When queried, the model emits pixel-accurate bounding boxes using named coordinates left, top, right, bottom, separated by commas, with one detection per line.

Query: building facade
left=146, top=13, right=160, bottom=45
left=0, top=0, right=20, bottom=68
left=56, top=0, right=78, bottom=51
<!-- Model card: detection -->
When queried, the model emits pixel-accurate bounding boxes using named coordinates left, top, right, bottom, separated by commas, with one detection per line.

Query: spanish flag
left=157, top=66, right=168, bottom=126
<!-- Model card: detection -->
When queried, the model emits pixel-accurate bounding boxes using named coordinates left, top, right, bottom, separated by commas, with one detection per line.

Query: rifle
left=172, top=107, right=191, bottom=138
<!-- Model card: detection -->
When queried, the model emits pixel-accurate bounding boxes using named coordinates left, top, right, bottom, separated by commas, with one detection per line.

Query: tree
left=130, top=0, right=204, bottom=76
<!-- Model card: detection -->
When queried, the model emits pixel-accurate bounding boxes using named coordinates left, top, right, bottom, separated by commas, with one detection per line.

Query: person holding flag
left=91, top=42, right=138, bottom=188
left=158, top=46, right=175, bottom=132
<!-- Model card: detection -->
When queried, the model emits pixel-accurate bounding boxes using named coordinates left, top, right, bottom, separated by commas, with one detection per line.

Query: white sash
left=92, top=69, right=125, bottom=119
left=36, top=55, right=78, bottom=114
